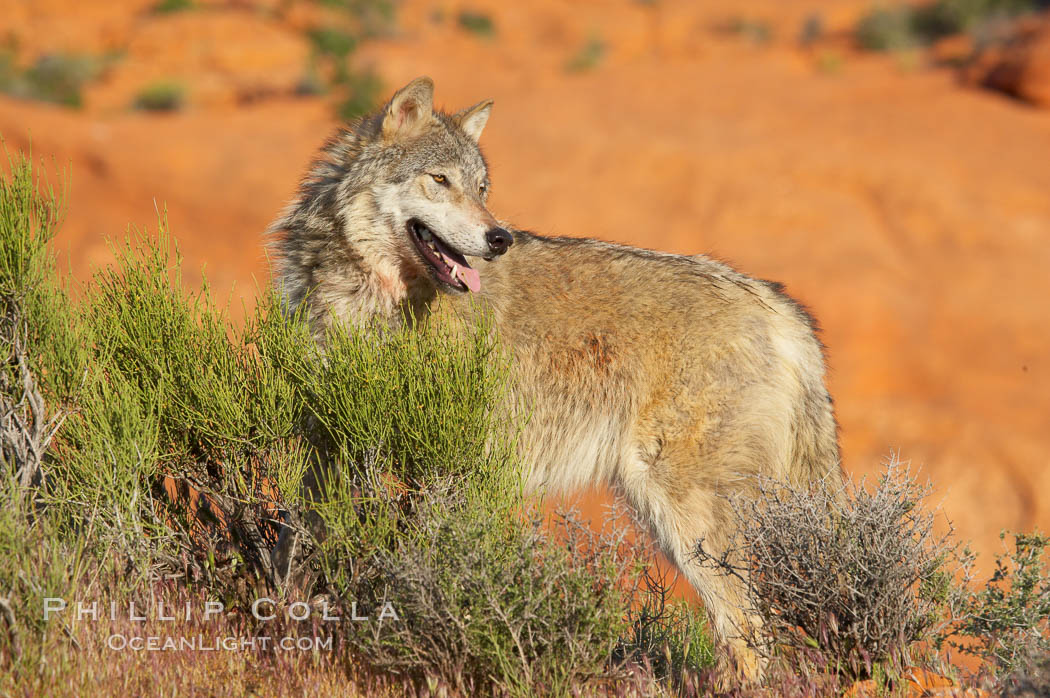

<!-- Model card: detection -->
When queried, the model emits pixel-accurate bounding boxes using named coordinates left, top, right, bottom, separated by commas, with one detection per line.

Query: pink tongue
left=456, top=265, right=481, bottom=293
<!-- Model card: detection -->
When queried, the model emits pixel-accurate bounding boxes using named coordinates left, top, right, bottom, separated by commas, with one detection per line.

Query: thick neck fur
left=268, top=122, right=442, bottom=337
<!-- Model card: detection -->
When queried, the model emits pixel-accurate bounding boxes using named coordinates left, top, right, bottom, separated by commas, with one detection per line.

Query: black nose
left=485, top=227, right=513, bottom=256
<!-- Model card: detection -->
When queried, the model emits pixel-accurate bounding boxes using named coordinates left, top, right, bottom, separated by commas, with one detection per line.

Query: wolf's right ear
left=382, top=76, right=435, bottom=142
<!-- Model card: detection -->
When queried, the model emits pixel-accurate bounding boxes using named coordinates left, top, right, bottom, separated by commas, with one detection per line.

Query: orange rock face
left=85, top=10, right=311, bottom=111
left=978, top=18, right=1050, bottom=107
left=0, top=1, right=1048, bottom=583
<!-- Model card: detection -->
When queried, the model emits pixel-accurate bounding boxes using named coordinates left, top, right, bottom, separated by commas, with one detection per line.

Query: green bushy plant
left=856, top=6, right=920, bottom=51
left=153, top=0, right=194, bottom=13
left=134, top=81, right=185, bottom=111
left=856, top=0, right=1050, bottom=52
left=953, top=531, right=1050, bottom=676
left=0, top=53, right=107, bottom=108
left=565, top=36, right=607, bottom=73
left=616, top=564, right=716, bottom=687
left=345, top=496, right=647, bottom=696
left=0, top=150, right=713, bottom=695
left=457, top=11, right=496, bottom=38
left=12, top=143, right=1050, bottom=696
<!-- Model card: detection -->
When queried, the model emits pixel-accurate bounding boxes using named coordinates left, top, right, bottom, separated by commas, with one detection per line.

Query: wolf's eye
left=479, top=183, right=488, bottom=195
left=430, top=173, right=447, bottom=185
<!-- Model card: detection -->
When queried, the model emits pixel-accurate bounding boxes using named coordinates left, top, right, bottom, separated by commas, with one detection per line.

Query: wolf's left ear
left=454, top=100, right=493, bottom=142
left=382, top=76, right=435, bottom=141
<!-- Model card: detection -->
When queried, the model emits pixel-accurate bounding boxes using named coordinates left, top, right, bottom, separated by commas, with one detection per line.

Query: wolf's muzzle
left=485, top=228, right=513, bottom=256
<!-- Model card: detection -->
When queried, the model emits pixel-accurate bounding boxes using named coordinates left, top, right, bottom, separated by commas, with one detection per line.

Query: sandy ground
left=2, top=0, right=1049, bottom=581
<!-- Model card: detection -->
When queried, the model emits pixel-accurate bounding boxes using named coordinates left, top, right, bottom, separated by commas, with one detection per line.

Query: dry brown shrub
left=694, top=458, right=973, bottom=680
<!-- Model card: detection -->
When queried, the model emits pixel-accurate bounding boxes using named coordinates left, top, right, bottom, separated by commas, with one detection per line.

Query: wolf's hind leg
left=616, top=458, right=765, bottom=682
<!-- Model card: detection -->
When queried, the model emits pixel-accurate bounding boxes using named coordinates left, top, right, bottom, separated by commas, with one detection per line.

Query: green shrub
left=307, top=27, right=358, bottom=58
left=0, top=151, right=102, bottom=674
left=343, top=496, right=645, bottom=696
left=0, top=150, right=87, bottom=409
left=153, top=0, right=194, bottom=13
left=334, top=68, right=382, bottom=121
left=565, top=36, right=607, bottom=73
left=293, top=2, right=396, bottom=119
left=799, top=13, right=825, bottom=46
left=458, top=11, right=496, bottom=37
left=0, top=150, right=714, bottom=694
left=0, top=53, right=106, bottom=108
left=318, top=0, right=397, bottom=37
left=298, top=20, right=381, bottom=120
left=953, top=531, right=1050, bottom=676
left=856, top=0, right=1050, bottom=52
left=723, top=17, right=774, bottom=44
left=616, top=565, right=716, bottom=686
left=856, top=6, right=920, bottom=51
left=134, top=81, right=185, bottom=111
left=908, top=0, right=1044, bottom=41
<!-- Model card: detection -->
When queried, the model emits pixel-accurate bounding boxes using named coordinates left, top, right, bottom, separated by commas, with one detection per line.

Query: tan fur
left=269, top=77, right=842, bottom=679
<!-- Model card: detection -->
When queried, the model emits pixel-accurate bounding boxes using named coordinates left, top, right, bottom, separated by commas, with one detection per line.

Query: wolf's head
left=370, top=77, right=511, bottom=294
left=351, top=76, right=511, bottom=295
left=272, top=77, right=512, bottom=327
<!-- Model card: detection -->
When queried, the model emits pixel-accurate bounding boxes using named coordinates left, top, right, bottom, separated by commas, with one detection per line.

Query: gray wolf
left=269, top=76, right=842, bottom=677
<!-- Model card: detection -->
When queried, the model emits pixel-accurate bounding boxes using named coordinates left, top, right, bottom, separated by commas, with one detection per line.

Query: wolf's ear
left=382, top=76, right=435, bottom=141
left=453, top=99, right=493, bottom=142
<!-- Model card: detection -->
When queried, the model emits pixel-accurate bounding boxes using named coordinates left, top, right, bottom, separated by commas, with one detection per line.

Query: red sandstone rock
left=973, top=17, right=1050, bottom=107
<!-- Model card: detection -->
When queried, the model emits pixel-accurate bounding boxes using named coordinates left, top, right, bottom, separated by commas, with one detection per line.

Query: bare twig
left=2, top=312, right=65, bottom=501
left=0, top=596, right=21, bottom=662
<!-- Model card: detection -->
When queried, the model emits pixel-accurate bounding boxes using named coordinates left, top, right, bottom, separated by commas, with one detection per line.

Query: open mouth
left=407, top=218, right=481, bottom=292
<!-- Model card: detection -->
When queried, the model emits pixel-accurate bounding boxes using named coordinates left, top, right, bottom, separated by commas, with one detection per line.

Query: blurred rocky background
left=1, top=0, right=1048, bottom=574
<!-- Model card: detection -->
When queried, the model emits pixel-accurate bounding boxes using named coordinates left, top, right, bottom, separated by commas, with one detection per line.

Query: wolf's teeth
left=450, top=264, right=459, bottom=278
